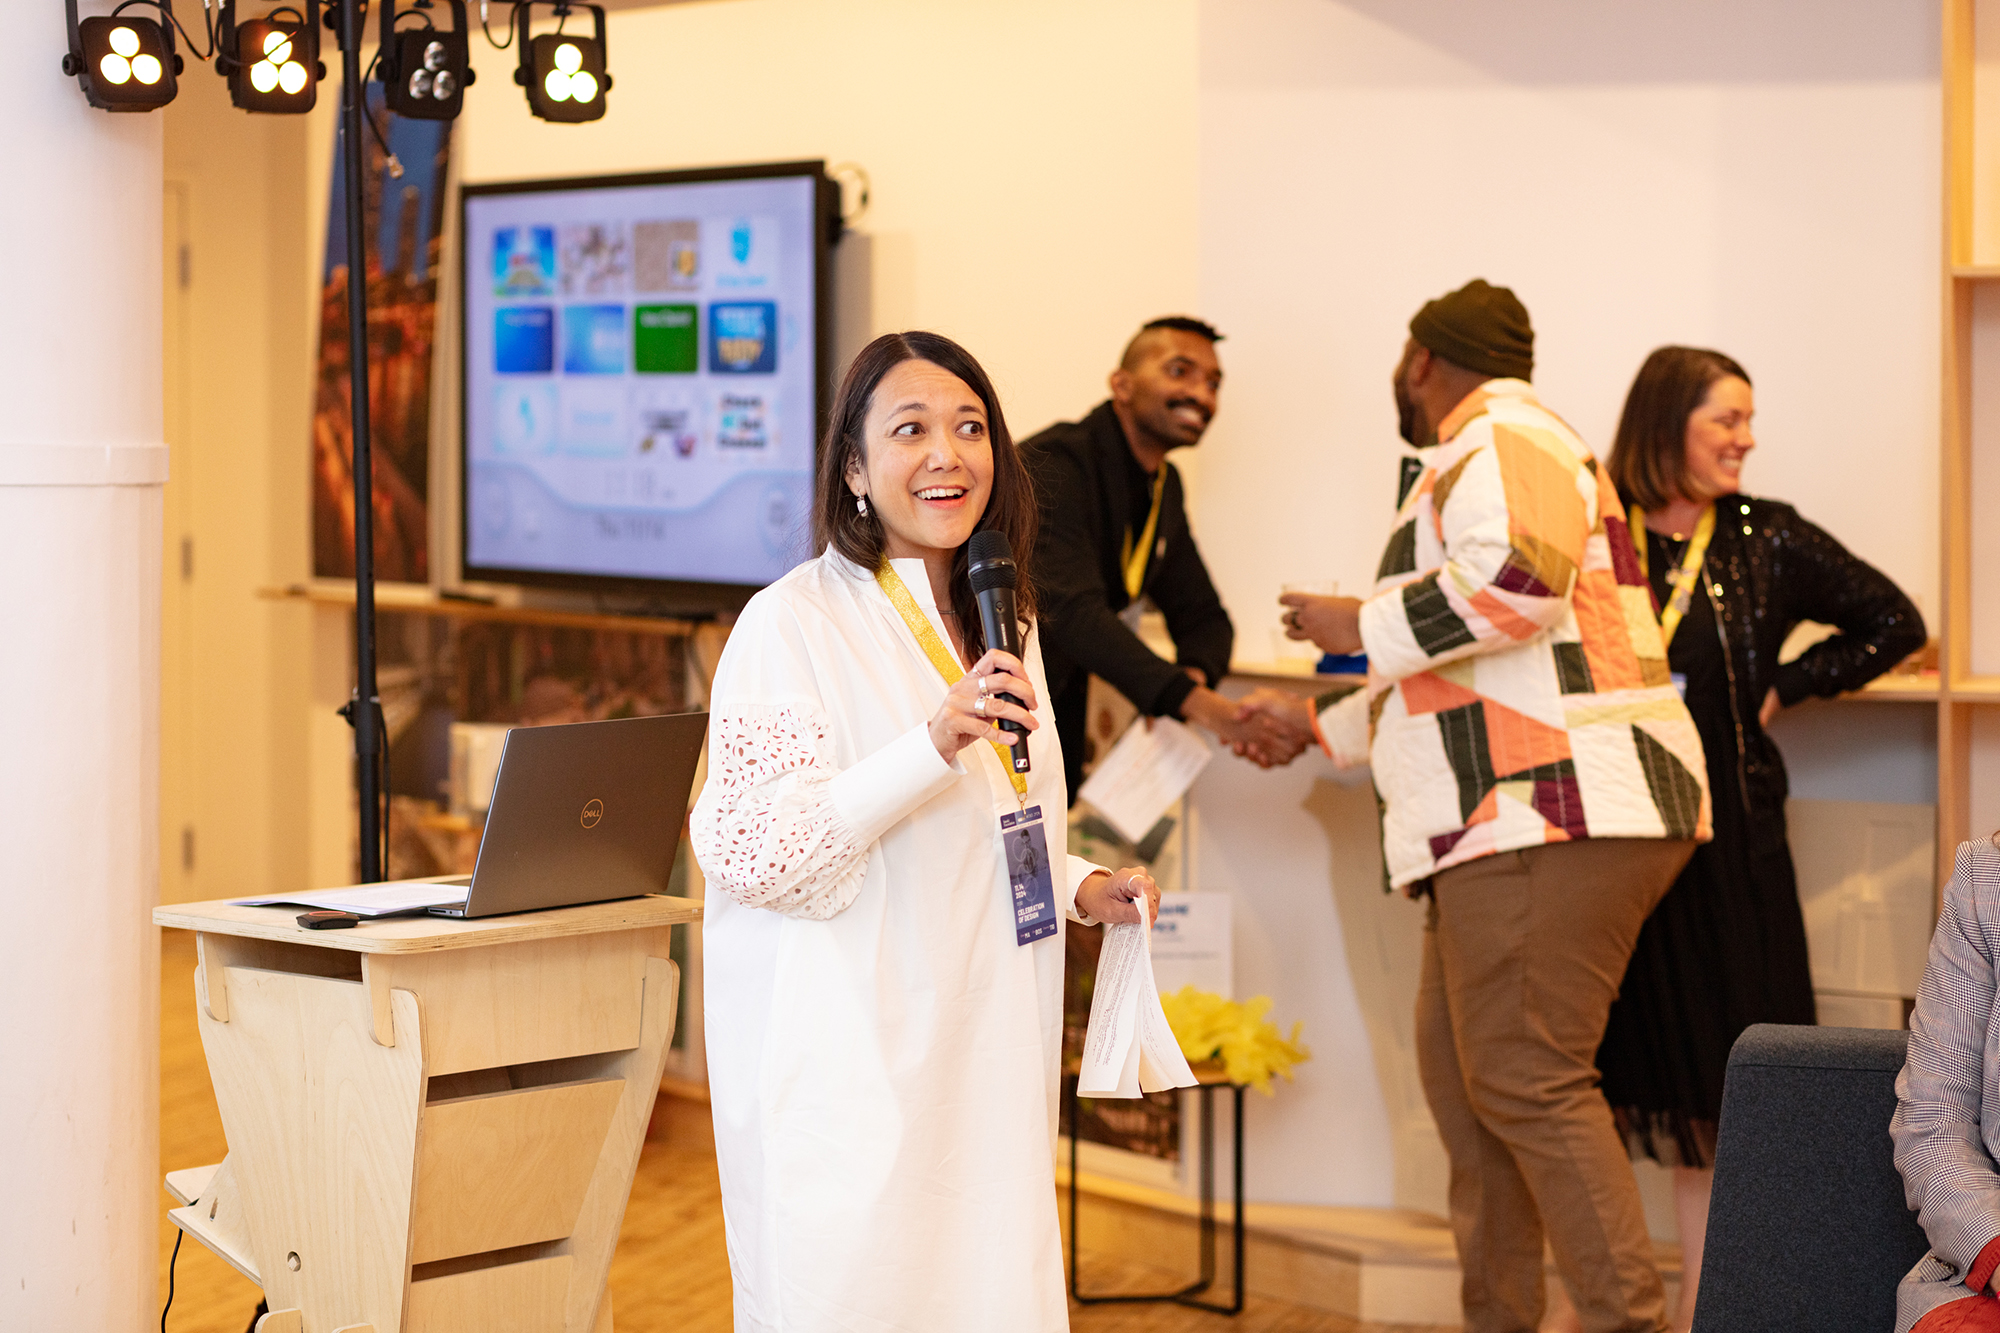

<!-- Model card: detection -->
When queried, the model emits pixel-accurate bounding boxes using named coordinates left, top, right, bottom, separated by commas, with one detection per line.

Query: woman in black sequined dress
left=1597, top=347, right=1925, bottom=1331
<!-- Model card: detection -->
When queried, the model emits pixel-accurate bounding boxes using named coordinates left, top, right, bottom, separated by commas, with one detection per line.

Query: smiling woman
left=690, top=330, right=1162, bottom=1332
left=1598, top=345, right=1926, bottom=1331
left=813, top=331, right=1040, bottom=663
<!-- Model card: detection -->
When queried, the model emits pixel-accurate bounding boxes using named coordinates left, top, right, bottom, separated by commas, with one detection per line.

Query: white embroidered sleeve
left=691, top=703, right=874, bottom=921
left=691, top=704, right=958, bottom=921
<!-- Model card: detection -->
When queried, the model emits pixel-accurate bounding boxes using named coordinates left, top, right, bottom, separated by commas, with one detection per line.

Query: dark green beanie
left=1409, top=279, right=1534, bottom=381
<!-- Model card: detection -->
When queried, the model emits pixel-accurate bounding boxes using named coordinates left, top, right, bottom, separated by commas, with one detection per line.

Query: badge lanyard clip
left=1629, top=502, right=1717, bottom=650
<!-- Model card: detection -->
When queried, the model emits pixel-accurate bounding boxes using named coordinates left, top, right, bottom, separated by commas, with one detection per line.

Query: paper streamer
left=1077, top=896, right=1198, bottom=1098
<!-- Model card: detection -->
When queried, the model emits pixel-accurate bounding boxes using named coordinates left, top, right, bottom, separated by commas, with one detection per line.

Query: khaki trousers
left=1417, top=838, right=1696, bottom=1333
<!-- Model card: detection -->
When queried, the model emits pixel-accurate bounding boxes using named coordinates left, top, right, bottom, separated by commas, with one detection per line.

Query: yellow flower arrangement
left=1157, top=986, right=1311, bottom=1095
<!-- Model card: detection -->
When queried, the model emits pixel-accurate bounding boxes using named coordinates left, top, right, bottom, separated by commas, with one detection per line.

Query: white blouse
left=691, top=548, right=1101, bottom=1333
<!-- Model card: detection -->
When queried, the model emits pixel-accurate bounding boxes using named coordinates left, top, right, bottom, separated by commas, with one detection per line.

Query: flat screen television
left=459, top=160, right=835, bottom=609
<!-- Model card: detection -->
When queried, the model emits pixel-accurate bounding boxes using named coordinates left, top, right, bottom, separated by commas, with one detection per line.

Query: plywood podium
left=153, top=894, right=702, bottom=1333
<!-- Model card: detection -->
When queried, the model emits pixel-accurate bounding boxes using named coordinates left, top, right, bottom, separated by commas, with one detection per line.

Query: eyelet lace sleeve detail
left=691, top=702, right=871, bottom=920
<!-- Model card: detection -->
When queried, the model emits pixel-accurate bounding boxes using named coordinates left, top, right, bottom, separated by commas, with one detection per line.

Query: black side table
left=1065, top=1072, right=1247, bottom=1315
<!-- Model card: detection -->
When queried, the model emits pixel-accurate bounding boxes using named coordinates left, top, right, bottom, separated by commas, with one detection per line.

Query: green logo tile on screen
left=633, top=304, right=699, bottom=373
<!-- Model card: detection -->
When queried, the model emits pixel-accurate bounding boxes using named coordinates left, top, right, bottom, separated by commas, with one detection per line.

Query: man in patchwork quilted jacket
left=1245, top=280, right=1710, bottom=1333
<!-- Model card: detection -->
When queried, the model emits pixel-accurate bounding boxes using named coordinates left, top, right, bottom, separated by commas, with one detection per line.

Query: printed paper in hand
left=1078, top=896, right=1198, bottom=1099
left=1076, top=715, right=1213, bottom=845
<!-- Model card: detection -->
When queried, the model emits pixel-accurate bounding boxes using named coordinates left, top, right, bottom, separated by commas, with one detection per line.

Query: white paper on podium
left=1076, top=715, right=1214, bottom=845
left=234, top=879, right=472, bottom=917
left=1077, top=897, right=1198, bottom=1099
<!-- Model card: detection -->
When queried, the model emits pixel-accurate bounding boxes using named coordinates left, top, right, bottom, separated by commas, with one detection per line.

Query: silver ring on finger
left=974, top=694, right=987, bottom=716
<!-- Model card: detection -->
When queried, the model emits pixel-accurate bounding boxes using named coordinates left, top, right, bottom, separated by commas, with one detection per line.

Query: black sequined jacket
left=1696, top=494, right=1925, bottom=818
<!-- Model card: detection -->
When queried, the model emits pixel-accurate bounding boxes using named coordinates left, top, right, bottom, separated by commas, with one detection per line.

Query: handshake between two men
left=1202, top=587, right=1367, bottom=769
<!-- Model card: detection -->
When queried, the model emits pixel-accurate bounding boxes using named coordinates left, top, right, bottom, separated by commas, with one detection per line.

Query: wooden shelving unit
left=259, top=581, right=698, bottom=638
left=1941, top=0, right=2000, bottom=887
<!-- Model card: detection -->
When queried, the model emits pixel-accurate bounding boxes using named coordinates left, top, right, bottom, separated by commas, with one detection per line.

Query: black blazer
left=1020, top=401, right=1234, bottom=718
left=1702, top=495, right=1925, bottom=817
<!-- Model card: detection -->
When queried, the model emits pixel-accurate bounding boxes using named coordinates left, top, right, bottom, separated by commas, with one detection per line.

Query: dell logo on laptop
left=581, top=798, right=604, bottom=829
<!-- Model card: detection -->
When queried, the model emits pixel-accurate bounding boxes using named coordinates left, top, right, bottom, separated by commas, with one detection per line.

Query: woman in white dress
left=691, top=331, right=1160, bottom=1332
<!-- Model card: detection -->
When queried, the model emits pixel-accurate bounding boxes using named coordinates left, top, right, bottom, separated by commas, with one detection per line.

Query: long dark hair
left=813, top=331, right=1038, bottom=660
left=1608, top=345, right=1752, bottom=512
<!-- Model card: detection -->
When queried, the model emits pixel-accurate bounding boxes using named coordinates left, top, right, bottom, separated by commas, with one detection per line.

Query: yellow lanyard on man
left=1628, top=503, right=1717, bottom=649
left=875, top=562, right=1029, bottom=803
left=1119, top=469, right=1166, bottom=601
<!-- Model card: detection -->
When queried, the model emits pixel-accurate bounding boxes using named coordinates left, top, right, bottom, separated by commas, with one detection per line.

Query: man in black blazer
left=1022, top=317, right=1297, bottom=802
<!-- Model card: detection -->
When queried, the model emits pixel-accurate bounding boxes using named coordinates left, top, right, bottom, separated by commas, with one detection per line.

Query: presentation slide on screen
left=462, top=173, right=818, bottom=588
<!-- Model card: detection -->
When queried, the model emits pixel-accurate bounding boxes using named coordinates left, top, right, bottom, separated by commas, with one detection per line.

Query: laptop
left=237, top=711, right=707, bottom=920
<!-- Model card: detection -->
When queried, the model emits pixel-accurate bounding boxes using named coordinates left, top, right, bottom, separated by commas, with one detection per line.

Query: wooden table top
left=154, top=893, right=703, bottom=955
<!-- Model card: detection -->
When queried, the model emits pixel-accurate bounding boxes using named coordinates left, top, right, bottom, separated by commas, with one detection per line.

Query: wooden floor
left=157, top=930, right=1452, bottom=1332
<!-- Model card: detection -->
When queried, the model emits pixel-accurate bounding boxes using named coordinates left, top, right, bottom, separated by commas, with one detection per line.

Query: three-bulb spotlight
left=61, top=0, right=623, bottom=127
left=380, top=0, right=474, bottom=121
left=540, top=39, right=597, bottom=104
left=220, top=1, right=324, bottom=113
left=515, top=3, right=610, bottom=123
left=62, top=2, right=182, bottom=112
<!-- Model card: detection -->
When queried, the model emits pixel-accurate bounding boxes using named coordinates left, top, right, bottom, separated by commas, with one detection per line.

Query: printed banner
left=312, top=88, right=453, bottom=582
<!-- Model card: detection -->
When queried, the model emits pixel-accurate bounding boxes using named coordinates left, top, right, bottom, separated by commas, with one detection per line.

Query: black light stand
left=331, top=0, right=384, bottom=882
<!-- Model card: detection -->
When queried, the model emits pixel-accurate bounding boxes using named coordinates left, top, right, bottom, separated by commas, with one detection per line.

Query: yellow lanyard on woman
left=1628, top=503, right=1716, bottom=649
left=1119, top=469, right=1166, bottom=601
left=875, top=562, right=1029, bottom=803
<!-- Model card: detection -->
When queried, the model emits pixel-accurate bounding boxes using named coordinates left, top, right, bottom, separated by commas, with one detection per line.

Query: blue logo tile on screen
left=493, top=226, right=555, bottom=297
left=562, top=304, right=627, bottom=374
left=490, top=382, right=558, bottom=455
left=714, top=215, right=777, bottom=292
left=494, top=306, right=554, bottom=374
left=709, top=301, right=777, bottom=374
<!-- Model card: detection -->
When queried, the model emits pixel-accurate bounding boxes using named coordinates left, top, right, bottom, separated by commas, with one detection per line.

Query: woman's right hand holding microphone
left=930, top=649, right=1039, bottom=764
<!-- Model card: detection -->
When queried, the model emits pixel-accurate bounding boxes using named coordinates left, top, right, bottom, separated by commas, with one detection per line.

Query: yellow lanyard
left=1629, top=503, right=1716, bottom=649
left=875, top=562, right=1030, bottom=802
left=1119, top=469, right=1166, bottom=601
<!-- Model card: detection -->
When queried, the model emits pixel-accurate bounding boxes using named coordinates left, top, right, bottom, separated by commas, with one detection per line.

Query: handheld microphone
left=967, top=530, right=1032, bottom=775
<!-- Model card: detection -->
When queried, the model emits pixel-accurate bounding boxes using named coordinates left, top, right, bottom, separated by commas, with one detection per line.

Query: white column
left=0, top=10, right=167, bottom=1330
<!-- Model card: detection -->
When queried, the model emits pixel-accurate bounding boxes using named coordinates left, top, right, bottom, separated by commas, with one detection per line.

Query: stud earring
left=856, top=494, right=869, bottom=517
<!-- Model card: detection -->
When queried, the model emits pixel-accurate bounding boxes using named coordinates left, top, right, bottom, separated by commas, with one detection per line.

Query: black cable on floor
left=160, top=1227, right=181, bottom=1331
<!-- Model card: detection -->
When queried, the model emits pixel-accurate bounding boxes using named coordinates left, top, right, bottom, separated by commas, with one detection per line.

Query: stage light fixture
left=513, top=3, right=610, bottom=124
left=219, top=0, right=323, bottom=113
left=378, top=0, right=474, bottom=121
left=62, top=2, right=182, bottom=112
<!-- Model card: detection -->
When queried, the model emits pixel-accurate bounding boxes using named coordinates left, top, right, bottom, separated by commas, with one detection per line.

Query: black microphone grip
left=967, top=531, right=1032, bottom=776
left=975, top=584, right=1033, bottom=775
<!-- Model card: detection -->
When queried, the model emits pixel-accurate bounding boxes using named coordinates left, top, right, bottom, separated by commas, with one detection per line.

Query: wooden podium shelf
left=155, top=894, right=701, bottom=1333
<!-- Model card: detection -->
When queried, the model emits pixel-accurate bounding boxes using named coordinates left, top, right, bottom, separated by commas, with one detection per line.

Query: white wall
left=1188, top=0, right=1940, bottom=659
left=456, top=0, right=1201, bottom=442
left=1187, top=743, right=1411, bottom=1206
left=159, top=90, right=317, bottom=904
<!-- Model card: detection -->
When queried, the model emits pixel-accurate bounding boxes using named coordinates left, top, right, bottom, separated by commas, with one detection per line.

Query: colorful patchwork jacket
left=1314, top=379, right=1711, bottom=890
